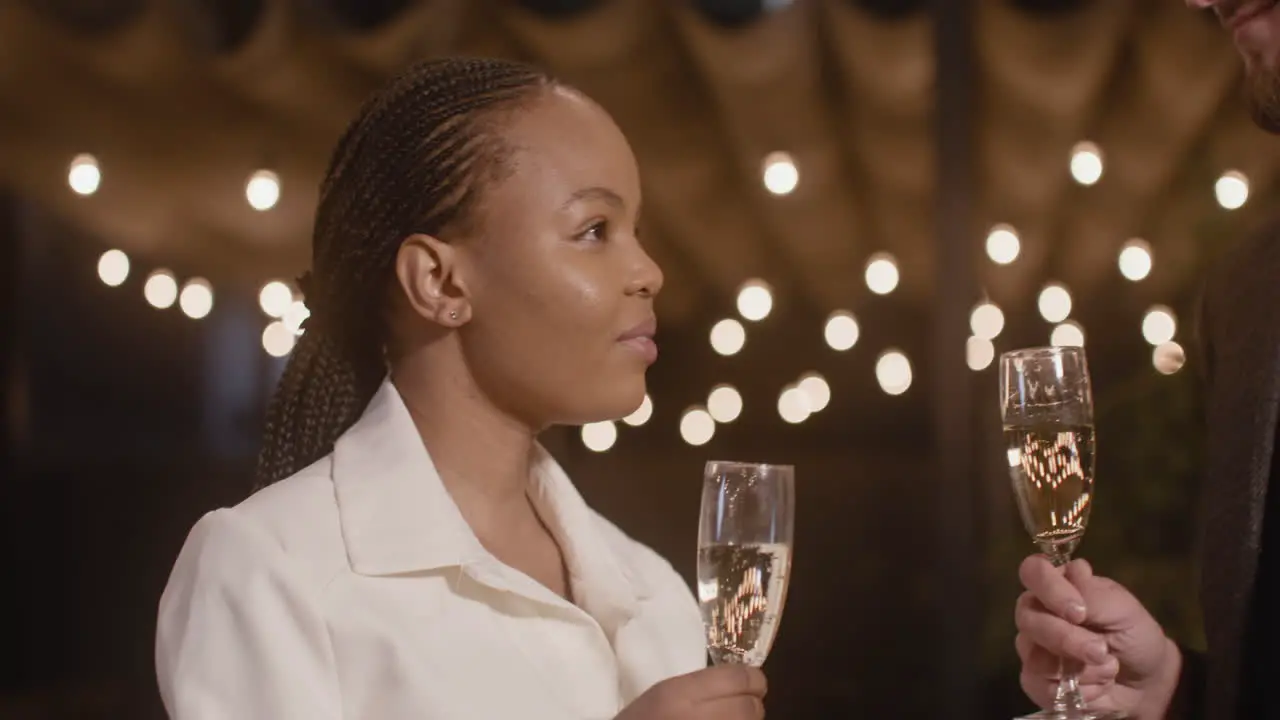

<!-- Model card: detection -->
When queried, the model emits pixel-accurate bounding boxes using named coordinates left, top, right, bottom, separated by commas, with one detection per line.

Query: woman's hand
left=616, top=665, right=767, bottom=720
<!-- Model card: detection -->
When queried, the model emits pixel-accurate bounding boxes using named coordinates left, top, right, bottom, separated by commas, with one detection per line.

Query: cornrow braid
left=255, top=57, right=557, bottom=489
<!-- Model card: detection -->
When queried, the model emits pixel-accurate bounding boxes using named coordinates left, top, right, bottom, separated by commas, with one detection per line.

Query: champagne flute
left=1000, top=346, right=1121, bottom=720
left=697, top=460, right=795, bottom=667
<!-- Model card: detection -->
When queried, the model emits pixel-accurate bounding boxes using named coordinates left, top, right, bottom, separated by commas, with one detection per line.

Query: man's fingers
left=1064, top=558, right=1094, bottom=584
left=1014, top=632, right=1036, bottom=664
left=1017, top=634, right=1120, bottom=685
left=1074, top=572, right=1146, bottom=630
left=1019, top=555, right=1088, bottom=624
left=1015, top=593, right=1110, bottom=665
left=1019, top=667, right=1053, bottom=710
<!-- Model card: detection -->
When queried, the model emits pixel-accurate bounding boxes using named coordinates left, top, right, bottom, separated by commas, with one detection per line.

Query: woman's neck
left=390, top=355, right=539, bottom=535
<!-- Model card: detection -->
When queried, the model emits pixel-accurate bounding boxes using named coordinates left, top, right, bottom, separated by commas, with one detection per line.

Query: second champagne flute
left=697, top=460, right=794, bottom=667
left=1000, top=346, right=1121, bottom=720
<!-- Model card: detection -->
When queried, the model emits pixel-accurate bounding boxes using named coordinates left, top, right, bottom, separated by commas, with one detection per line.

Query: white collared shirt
left=155, top=381, right=706, bottom=719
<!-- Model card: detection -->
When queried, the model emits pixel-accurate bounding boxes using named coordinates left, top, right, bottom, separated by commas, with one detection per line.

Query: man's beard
left=1245, top=59, right=1280, bottom=134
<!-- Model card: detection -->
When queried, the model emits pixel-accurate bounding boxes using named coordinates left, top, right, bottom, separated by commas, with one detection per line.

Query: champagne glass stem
left=1051, top=656, right=1086, bottom=715
left=1047, top=551, right=1087, bottom=716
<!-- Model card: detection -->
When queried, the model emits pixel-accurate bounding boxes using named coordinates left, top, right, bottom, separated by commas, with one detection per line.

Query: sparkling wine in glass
left=1000, top=346, right=1122, bottom=720
left=697, top=460, right=794, bottom=667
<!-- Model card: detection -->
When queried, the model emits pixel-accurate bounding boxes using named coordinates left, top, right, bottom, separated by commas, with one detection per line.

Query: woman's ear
left=394, top=233, right=471, bottom=326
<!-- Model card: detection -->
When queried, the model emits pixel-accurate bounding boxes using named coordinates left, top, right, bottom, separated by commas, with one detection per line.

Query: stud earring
left=449, top=310, right=458, bottom=320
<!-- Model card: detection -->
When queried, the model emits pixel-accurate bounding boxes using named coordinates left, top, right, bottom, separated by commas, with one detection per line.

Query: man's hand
left=1014, top=556, right=1183, bottom=720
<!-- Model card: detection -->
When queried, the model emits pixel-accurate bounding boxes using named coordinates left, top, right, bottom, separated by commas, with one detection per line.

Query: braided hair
left=255, top=57, right=557, bottom=488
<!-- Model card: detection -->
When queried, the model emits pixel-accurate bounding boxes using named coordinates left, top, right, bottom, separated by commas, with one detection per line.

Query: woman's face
left=450, top=86, right=663, bottom=428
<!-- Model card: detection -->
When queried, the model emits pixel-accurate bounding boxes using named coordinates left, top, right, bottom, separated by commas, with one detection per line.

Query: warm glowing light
left=259, top=281, right=294, bottom=318
left=986, top=224, right=1020, bottom=265
left=97, top=249, right=129, bottom=287
left=798, top=373, right=830, bottom=412
left=262, top=321, right=296, bottom=357
left=761, top=152, right=799, bottom=195
left=777, top=385, right=810, bottom=424
left=1070, top=141, right=1103, bottom=185
left=824, top=311, right=859, bottom=351
left=970, top=302, right=1005, bottom=340
left=246, top=169, right=281, bottom=211
left=736, top=279, right=773, bottom=322
left=865, top=253, right=899, bottom=295
left=967, top=336, right=995, bottom=371
left=283, top=301, right=310, bottom=336
left=1215, top=170, right=1249, bottom=210
left=143, top=270, right=178, bottom=309
left=581, top=421, right=617, bottom=452
left=1153, top=341, right=1186, bottom=375
left=707, top=385, right=743, bottom=423
left=1142, top=306, right=1177, bottom=346
left=1038, top=283, right=1072, bottom=323
left=1118, top=239, right=1152, bottom=282
left=623, top=394, right=653, bottom=426
left=1051, top=321, right=1085, bottom=348
left=179, top=278, right=214, bottom=319
left=68, top=154, right=101, bottom=195
left=876, top=350, right=912, bottom=395
left=680, top=407, right=716, bottom=446
left=710, top=318, right=746, bottom=356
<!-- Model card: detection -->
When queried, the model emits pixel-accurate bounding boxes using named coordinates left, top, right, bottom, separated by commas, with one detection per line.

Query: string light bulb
left=680, top=407, right=715, bottom=446
left=777, top=385, right=811, bottom=424
left=68, top=154, right=101, bottom=196
left=262, top=321, right=296, bottom=357
left=970, top=302, right=1005, bottom=340
left=580, top=421, right=617, bottom=452
left=178, top=278, right=214, bottom=319
left=1153, top=341, right=1186, bottom=375
left=259, top=281, right=294, bottom=318
left=736, top=279, right=773, bottom=322
left=761, top=152, right=799, bottom=195
left=97, top=249, right=129, bottom=287
left=143, top=270, right=178, bottom=309
left=710, top=318, right=746, bottom=356
left=623, top=394, right=653, bottom=426
left=798, top=373, right=830, bottom=412
left=246, top=169, right=281, bottom=211
left=1215, top=170, right=1249, bottom=210
left=707, top=385, right=743, bottom=423
left=824, top=310, right=859, bottom=351
left=1051, top=321, right=1085, bottom=347
left=1141, top=306, right=1177, bottom=346
left=1070, top=141, right=1103, bottom=185
left=1118, top=239, right=1152, bottom=282
left=865, top=253, right=900, bottom=295
left=985, top=224, right=1020, bottom=265
left=875, top=350, right=912, bottom=395
left=1038, top=283, right=1072, bottom=323
left=967, top=336, right=994, bottom=371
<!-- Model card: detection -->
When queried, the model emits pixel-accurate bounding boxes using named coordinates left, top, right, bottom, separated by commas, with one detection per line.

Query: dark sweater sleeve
left=1167, top=644, right=1207, bottom=719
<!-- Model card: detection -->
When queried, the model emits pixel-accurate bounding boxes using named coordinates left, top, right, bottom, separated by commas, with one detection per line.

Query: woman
left=155, top=57, right=767, bottom=719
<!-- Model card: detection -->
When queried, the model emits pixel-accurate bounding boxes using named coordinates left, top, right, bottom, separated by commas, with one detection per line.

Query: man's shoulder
left=1205, top=215, right=1280, bottom=305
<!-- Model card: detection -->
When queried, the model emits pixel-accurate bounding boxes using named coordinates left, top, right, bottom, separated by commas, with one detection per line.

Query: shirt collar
left=331, top=380, right=647, bottom=621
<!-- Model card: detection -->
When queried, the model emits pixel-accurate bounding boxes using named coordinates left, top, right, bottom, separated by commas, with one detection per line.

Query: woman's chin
left=557, top=383, right=647, bottom=427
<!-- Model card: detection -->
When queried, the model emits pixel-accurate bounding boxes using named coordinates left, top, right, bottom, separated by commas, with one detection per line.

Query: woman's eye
left=580, top=221, right=608, bottom=242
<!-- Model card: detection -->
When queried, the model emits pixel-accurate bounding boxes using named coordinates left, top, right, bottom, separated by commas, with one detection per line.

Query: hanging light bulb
left=246, top=169, right=281, bottom=211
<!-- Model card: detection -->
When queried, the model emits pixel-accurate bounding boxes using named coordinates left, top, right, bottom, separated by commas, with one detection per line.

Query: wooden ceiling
left=1, top=0, right=1276, bottom=340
